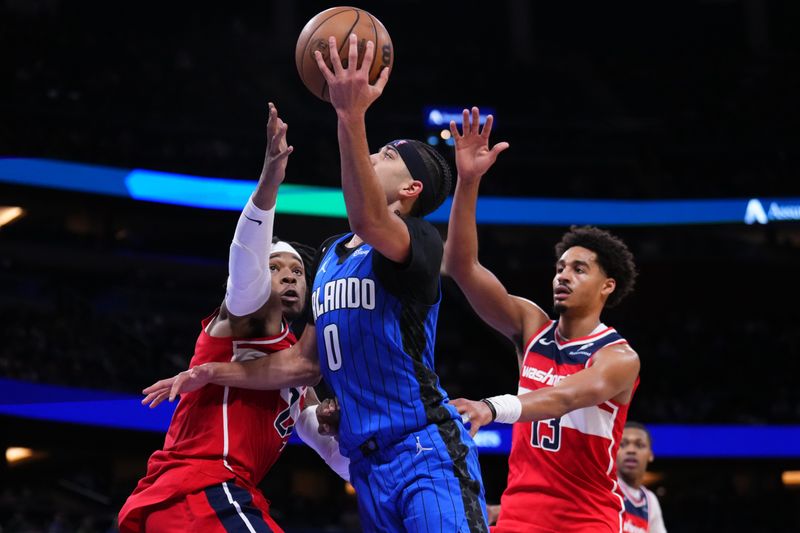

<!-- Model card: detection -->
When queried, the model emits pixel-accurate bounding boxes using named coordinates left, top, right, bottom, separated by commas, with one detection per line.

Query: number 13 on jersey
left=531, top=418, right=562, bottom=451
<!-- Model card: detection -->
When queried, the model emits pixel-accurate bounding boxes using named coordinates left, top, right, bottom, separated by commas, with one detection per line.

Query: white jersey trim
left=557, top=402, right=618, bottom=441
left=555, top=323, right=618, bottom=349
left=231, top=321, right=291, bottom=362
left=222, top=385, right=234, bottom=473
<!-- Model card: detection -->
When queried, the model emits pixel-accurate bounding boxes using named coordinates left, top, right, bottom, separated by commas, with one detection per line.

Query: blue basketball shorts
left=348, top=419, right=489, bottom=533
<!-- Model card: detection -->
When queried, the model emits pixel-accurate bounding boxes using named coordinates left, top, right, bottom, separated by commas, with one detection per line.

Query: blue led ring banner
left=2, top=379, right=799, bottom=458
left=2, top=157, right=799, bottom=225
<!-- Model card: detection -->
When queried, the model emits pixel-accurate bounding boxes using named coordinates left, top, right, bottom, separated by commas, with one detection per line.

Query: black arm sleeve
left=372, top=217, right=443, bottom=305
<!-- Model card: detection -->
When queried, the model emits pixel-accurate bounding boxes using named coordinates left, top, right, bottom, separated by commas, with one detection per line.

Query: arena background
left=2, top=1, right=799, bottom=531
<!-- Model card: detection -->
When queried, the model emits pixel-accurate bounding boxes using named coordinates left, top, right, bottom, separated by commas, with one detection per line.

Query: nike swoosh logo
left=244, top=214, right=262, bottom=225
left=539, top=338, right=554, bottom=345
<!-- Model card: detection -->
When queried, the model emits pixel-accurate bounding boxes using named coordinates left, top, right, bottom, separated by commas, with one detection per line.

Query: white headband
left=270, top=240, right=303, bottom=265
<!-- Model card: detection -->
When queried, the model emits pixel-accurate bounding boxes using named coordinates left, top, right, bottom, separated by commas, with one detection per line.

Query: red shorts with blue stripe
left=121, top=479, right=283, bottom=533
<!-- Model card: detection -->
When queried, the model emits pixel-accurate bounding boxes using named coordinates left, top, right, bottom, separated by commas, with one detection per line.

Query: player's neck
left=346, top=234, right=364, bottom=248
left=556, top=314, right=602, bottom=341
left=619, top=473, right=643, bottom=491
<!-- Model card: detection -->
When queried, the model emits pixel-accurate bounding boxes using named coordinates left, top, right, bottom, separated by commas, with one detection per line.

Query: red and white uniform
left=118, top=310, right=305, bottom=532
left=493, top=321, right=638, bottom=533
left=618, top=479, right=667, bottom=533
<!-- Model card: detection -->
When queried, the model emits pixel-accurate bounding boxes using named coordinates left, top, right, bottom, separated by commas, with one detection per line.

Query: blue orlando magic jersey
left=311, top=227, right=457, bottom=458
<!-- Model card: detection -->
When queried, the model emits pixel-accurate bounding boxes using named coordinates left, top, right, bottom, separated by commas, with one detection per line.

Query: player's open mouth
left=622, top=458, right=638, bottom=468
left=554, top=286, right=571, bottom=299
left=281, top=290, right=299, bottom=302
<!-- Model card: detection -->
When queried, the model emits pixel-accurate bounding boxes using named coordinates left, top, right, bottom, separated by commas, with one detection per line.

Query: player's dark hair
left=405, top=140, right=453, bottom=217
left=624, top=420, right=652, bottom=447
left=554, top=225, right=637, bottom=308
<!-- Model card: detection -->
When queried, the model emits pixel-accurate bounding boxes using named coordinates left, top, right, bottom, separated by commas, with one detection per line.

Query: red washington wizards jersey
left=493, top=321, right=638, bottom=533
left=119, top=310, right=305, bottom=530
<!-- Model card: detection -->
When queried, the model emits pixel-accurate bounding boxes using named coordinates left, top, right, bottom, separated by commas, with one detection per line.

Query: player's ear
left=601, top=277, right=616, bottom=297
left=399, top=180, right=423, bottom=201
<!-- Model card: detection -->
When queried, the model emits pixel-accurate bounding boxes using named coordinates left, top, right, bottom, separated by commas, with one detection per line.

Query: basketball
left=295, top=6, right=393, bottom=102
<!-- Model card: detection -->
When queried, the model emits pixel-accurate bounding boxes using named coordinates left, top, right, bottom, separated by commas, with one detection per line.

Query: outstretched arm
left=142, top=325, right=320, bottom=407
left=442, top=107, right=546, bottom=346
left=451, top=343, right=640, bottom=437
left=222, top=102, right=293, bottom=321
left=314, top=34, right=409, bottom=263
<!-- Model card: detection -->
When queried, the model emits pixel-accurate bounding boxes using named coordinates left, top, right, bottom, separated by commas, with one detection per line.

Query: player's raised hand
left=314, top=33, right=388, bottom=116
left=449, top=107, right=509, bottom=185
left=257, top=102, right=293, bottom=195
left=141, top=364, right=214, bottom=408
left=450, top=397, right=494, bottom=437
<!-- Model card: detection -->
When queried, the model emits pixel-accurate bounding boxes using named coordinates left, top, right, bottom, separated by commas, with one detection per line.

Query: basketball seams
left=296, top=7, right=390, bottom=101
left=338, top=9, right=361, bottom=62
left=365, top=11, right=379, bottom=77
left=299, top=7, right=356, bottom=99
left=308, top=8, right=360, bottom=100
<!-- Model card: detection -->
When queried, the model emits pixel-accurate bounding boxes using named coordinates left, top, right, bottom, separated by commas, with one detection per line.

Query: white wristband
left=294, top=405, right=350, bottom=481
left=486, top=394, right=522, bottom=424
left=225, top=197, right=276, bottom=316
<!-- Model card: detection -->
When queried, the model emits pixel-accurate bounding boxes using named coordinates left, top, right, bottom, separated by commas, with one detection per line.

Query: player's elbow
left=442, top=252, right=477, bottom=284
left=441, top=256, right=467, bottom=282
left=441, top=253, right=457, bottom=278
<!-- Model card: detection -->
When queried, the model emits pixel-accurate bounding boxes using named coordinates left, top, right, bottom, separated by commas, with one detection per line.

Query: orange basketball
left=295, top=6, right=393, bottom=102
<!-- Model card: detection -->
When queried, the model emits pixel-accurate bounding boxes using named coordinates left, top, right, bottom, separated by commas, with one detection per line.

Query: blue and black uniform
left=311, top=217, right=488, bottom=532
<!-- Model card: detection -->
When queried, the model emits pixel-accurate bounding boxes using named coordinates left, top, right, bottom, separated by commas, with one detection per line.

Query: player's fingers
left=460, top=109, right=470, bottom=136
left=142, top=389, right=164, bottom=408
left=449, top=119, right=460, bottom=141
left=268, top=123, right=285, bottom=149
left=271, top=123, right=289, bottom=152
left=313, top=50, right=335, bottom=82
left=491, top=141, right=511, bottom=157
left=360, top=38, right=374, bottom=74
left=471, top=107, right=480, bottom=134
left=327, top=36, right=344, bottom=72
left=150, top=390, right=171, bottom=408
left=350, top=34, right=364, bottom=71
left=373, top=64, right=390, bottom=92
left=266, top=105, right=279, bottom=135
left=169, top=374, right=188, bottom=402
left=141, top=390, right=158, bottom=406
left=142, top=378, right=172, bottom=395
left=482, top=113, right=494, bottom=138
left=470, top=421, right=481, bottom=438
